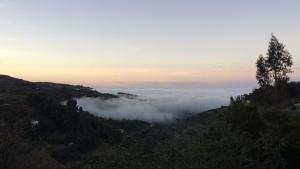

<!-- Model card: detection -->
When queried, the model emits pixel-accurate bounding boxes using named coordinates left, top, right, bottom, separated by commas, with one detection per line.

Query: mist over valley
left=76, top=85, right=253, bottom=122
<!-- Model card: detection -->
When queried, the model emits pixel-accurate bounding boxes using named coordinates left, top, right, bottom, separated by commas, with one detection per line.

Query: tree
left=256, top=34, right=293, bottom=87
left=256, top=55, right=272, bottom=87
left=66, top=99, right=78, bottom=110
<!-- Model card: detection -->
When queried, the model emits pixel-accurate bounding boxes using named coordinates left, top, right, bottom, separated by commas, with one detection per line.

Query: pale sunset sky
left=0, top=0, right=299, bottom=86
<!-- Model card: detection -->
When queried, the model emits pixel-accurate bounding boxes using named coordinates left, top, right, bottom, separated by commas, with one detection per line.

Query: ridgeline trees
left=256, top=34, right=293, bottom=87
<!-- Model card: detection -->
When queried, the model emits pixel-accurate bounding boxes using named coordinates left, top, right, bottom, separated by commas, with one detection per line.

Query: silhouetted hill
left=0, top=75, right=148, bottom=169
left=1, top=75, right=300, bottom=169
left=0, top=75, right=118, bottom=101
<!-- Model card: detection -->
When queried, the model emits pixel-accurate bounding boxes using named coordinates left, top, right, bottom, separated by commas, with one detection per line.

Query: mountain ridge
left=1, top=75, right=300, bottom=169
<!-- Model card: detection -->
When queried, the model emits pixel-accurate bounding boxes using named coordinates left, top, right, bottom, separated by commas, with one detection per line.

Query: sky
left=0, top=0, right=299, bottom=87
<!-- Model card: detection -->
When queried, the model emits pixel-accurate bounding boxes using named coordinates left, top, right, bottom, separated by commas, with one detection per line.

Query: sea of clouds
left=76, top=84, right=253, bottom=123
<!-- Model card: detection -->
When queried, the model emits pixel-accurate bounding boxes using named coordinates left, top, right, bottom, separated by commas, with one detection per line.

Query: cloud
left=77, top=97, right=175, bottom=122
left=76, top=87, right=251, bottom=123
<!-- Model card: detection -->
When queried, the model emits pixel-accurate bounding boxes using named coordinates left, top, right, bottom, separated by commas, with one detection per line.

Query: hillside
left=0, top=75, right=150, bottom=169
left=1, top=75, right=300, bottom=169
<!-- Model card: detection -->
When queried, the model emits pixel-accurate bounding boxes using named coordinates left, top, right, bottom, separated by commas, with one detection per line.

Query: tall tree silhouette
left=256, top=34, right=293, bottom=87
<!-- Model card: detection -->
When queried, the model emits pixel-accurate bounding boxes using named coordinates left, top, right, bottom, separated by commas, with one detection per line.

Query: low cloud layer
left=76, top=87, right=252, bottom=123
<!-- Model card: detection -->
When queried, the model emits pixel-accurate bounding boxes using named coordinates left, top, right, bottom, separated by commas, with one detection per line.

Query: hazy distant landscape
left=77, top=85, right=253, bottom=122
left=1, top=1, right=300, bottom=169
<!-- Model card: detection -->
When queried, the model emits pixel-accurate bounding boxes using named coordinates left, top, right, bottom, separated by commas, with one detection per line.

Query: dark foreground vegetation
left=1, top=35, right=300, bottom=169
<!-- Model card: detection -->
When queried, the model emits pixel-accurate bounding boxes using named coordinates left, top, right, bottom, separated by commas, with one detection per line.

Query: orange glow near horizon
left=0, top=65, right=256, bottom=86
left=0, top=1, right=299, bottom=87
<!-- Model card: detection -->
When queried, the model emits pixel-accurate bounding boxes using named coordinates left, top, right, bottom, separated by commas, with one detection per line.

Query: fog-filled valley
left=1, top=1, right=300, bottom=168
left=2, top=70, right=300, bottom=169
left=77, top=86, right=253, bottom=122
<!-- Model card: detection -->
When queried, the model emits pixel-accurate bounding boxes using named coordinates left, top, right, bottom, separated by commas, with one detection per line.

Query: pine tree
left=256, top=34, right=293, bottom=87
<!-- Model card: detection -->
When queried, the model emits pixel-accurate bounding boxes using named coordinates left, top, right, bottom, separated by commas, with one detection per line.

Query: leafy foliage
left=1, top=74, right=300, bottom=169
left=256, top=34, right=293, bottom=87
